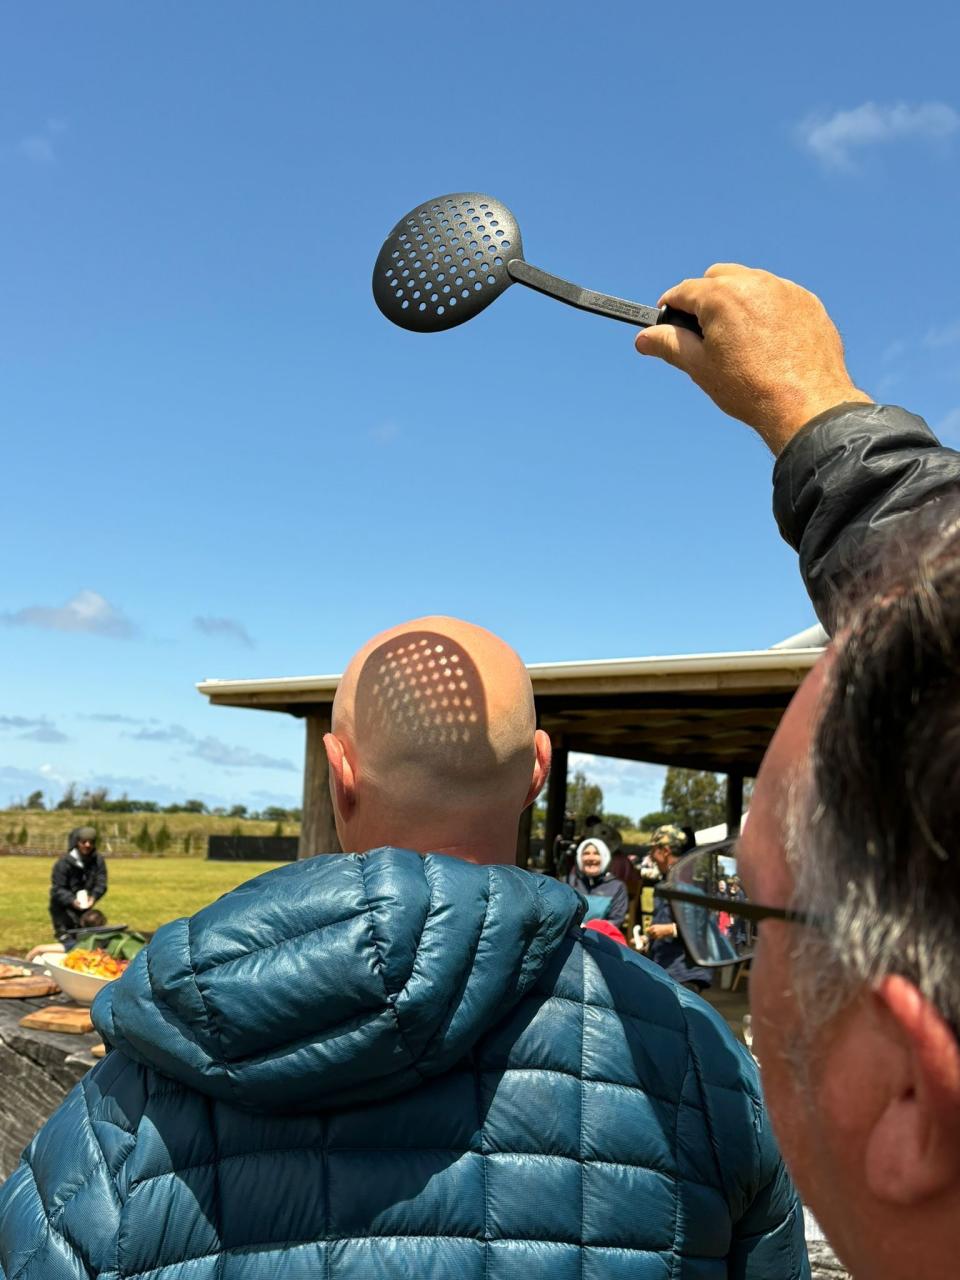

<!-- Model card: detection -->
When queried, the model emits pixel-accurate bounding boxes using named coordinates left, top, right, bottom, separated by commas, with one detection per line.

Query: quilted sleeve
left=49, top=857, right=76, bottom=911
left=729, top=1107, right=810, bottom=1280
left=0, top=1070, right=131, bottom=1280
left=91, top=854, right=108, bottom=903
left=771, top=402, right=960, bottom=632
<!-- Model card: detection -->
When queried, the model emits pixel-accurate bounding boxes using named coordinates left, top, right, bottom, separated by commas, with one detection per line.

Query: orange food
left=63, top=949, right=128, bottom=981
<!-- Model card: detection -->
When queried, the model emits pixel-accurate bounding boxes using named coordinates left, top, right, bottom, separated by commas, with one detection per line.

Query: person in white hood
left=566, top=836, right=629, bottom=925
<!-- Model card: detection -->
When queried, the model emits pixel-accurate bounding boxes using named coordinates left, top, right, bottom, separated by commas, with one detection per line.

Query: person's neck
left=357, top=824, right=519, bottom=866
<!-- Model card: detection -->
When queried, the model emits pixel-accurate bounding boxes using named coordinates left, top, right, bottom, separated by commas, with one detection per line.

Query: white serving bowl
left=44, top=953, right=121, bottom=1006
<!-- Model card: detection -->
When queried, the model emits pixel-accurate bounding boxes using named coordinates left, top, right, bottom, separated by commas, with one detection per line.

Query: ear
left=522, top=729, right=552, bottom=809
left=864, top=974, right=960, bottom=1204
left=322, top=733, right=357, bottom=821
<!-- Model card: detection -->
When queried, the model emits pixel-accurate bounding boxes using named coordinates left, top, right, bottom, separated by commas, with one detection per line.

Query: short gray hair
left=787, top=500, right=960, bottom=1037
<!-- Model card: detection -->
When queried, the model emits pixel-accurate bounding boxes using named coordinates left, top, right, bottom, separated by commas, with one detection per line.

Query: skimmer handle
left=658, top=304, right=703, bottom=338
left=507, top=260, right=701, bottom=335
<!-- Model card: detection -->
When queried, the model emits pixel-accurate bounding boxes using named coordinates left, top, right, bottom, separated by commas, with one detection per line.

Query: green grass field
left=0, top=808, right=300, bottom=858
left=0, top=857, right=278, bottom=955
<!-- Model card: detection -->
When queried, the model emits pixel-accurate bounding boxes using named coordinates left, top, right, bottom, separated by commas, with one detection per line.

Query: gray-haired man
left=640, top=264, right=960, bottom=1279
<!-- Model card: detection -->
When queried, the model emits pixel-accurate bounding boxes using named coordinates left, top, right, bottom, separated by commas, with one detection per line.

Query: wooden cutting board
left=0, top=975, right=59, bottom=999
left=19, top=1006, right=94, bottom=1034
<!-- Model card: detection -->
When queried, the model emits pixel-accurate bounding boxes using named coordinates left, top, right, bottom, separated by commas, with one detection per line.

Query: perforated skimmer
left=373, top=192, right=701, bottom=337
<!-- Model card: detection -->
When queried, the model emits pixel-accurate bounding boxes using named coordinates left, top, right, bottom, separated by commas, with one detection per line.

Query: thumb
left=634, top=323, right=704, bottom=374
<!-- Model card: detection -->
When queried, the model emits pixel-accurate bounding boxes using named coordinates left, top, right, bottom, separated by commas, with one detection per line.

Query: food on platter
left=62, top=949, right=129, bottom=980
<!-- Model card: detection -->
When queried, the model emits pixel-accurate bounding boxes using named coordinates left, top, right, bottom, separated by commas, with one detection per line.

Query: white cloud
left=127, top=723, right=194, bottom=744
left=189, top=736, right=295, bottom=772
left=82, top=712, right=150, bottom=726
left=125, top=721, right=295, bottom=772
left=0, top=715, right=69, bottom=743
left=569, top=751, right=665, bottom=817
left=798, top=101, right=960, bottom=170
left=21, top=724, right=69, bottom=744
left=193, top=615, right=255, bottom=648
left=2, top=589, right=137, bottom=639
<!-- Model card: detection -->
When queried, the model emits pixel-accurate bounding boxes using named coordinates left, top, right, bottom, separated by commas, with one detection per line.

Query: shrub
left=134, top=822, right=155, bottom=854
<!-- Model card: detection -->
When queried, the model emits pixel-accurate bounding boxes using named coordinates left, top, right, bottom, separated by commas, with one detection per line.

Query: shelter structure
left=198, top=640, right=824, bottom=861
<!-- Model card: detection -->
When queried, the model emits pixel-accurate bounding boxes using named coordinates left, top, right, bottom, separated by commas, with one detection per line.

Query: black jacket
left=772, top=402, right=960, bottom=630
left=50, top=848, right=108, bottom=910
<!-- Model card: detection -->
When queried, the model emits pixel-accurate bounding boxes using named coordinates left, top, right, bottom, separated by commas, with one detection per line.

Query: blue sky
left=2, top=1, right=959, bottom=820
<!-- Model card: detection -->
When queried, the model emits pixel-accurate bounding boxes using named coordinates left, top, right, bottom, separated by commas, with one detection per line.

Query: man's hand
left=646, top=923, right=677, bottom=941
left=635, top=264, right=872, bottom=454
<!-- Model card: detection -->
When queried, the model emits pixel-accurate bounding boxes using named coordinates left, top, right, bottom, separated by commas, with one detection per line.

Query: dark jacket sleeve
left=772, top=403, right=960, bottom=632
left=91, top=854, right=108, bottom=902
left=49, top=857, right=76, bottom=909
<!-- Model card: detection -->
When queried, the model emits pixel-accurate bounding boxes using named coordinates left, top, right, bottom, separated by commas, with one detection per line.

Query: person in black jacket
left=49, top=825, right=108, bottom=942
left=637, top=264, right=960, bottom=1280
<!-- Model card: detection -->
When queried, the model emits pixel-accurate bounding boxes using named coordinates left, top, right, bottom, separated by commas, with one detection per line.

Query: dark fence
left=208, top=835, right=299, bottom=862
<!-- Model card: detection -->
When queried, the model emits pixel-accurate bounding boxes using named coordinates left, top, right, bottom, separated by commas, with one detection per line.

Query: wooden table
left=0, top=957, right=100, bottom=1179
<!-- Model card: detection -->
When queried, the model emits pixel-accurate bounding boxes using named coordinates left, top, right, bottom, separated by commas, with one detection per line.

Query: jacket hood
left=93, top=849, right=583, bottom=1113
left=575, top=837, right=611, bottom=876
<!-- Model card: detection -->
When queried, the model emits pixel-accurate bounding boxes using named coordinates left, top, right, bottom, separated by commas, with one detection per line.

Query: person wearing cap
left=566, top=836, right=629, bottom=925
left=49, top=826, right=108, bottom=943
left=645, top=824, right=713, bottom=992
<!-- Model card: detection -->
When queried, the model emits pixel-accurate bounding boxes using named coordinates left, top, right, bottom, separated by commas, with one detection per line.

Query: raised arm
left=635, top=264, right=960, bottom=628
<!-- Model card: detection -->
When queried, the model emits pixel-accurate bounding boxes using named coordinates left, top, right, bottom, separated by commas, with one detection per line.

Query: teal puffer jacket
left=0, top=850, right=809, bottom=1279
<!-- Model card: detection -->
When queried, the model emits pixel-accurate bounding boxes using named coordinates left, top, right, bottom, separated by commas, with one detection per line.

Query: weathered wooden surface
left=0, top=975, right=59, bottom=999
left=19, top=1005, right=94, bottom=1034
left=0, top=958, right=98, bottom=1179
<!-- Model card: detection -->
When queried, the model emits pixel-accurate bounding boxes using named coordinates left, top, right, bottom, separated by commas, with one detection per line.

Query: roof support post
left=544, top=743, right=568, bottom=877
left=299, top=710, right=341, bottom=858
left=725, top=769, right=744, bottom=838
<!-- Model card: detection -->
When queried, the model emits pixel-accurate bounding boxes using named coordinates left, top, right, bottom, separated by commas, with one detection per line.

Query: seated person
left=26, top=908, right=107, bottom=961
left=566, top=836, right=629, bottom=924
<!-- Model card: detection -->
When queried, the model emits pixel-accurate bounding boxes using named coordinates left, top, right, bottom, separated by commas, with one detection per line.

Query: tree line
left=9, top=786, right=302, bottom=825
left=533, top=766, right=753, bottom=836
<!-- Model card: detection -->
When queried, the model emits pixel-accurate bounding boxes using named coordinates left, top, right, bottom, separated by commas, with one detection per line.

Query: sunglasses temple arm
left=506, top=259, right=701, bottom=335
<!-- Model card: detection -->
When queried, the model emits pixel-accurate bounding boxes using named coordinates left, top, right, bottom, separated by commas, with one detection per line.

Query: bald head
left=325, top=616, right=550, bottom=861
